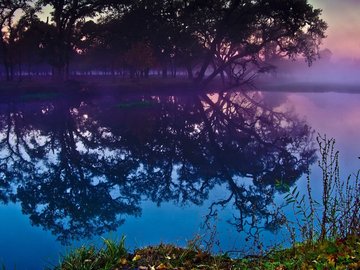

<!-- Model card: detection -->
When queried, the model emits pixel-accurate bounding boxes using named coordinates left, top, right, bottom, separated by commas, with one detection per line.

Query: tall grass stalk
left=317, top=134, right=359, bottom=240
left=284, top=134, right=359, bottom=244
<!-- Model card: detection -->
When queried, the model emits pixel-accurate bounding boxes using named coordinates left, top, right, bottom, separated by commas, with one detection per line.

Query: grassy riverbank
left=54, top=235, right=360, bottom=270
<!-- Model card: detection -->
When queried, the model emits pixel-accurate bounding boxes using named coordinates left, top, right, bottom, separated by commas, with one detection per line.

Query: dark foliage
left=0, top=0, right=327, bottom=84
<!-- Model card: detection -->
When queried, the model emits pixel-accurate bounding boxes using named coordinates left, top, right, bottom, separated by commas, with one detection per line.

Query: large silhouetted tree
left=96, top=0, right=326, bottom=85
left=183, top=0, right=327, bottom=85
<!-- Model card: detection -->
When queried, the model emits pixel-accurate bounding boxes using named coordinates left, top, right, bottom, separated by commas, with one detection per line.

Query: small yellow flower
left=118, top=257, right=128, bottom=265
left=327, top=255, right=336, bottom=266
left=156, top=263, right=167, bottom=269
left=132, top=254, right=141, bottom=261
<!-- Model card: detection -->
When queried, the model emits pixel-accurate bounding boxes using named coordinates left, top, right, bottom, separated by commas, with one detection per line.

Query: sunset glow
left=310, top=0, right=360, bottom=59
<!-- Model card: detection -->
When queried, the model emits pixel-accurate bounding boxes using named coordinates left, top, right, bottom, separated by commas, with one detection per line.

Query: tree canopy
left=0, top=0, right=327, bottom=84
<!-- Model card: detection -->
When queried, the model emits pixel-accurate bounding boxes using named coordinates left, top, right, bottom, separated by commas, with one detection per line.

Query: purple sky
left=310, top=0, right=360, bottom=59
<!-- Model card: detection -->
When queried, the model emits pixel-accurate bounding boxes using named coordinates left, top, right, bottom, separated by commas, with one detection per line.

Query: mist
left=261, top=53, right=360, bottom=89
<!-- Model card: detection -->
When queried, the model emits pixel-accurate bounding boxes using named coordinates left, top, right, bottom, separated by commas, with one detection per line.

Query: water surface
left=0, top=88, right=359, bottom=269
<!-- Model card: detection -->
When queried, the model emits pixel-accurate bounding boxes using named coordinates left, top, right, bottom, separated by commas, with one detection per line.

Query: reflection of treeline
left=1, top=0, right=326, bottom=84
left=0, top=91, right=316, bottom=243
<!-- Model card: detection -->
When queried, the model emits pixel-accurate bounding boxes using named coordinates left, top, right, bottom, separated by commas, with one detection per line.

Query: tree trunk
left=65, top=63, right=69, bottom=80
left=129, top=68, right=135, bottom=79
left=9, top=61, right=14, bottom=81
left=3, top=60, right=10, bottom=81
left=162, top=67, right=167, bottom=78
left=111, top=63, right=116, bottom=80
left=186, top=65, right=193, bottom=80
left=18, top=62, right=22, bottom=81
left=53, top=66, right=65, bottom=81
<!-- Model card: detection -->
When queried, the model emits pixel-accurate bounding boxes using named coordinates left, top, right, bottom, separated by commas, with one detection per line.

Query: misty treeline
left=0, top=0, right=327, bottom=84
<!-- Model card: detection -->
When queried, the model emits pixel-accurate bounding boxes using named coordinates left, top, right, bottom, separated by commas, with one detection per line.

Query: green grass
left=52, top=234, right=359, bottom=270
left=54, top=237, right=127, bottom=270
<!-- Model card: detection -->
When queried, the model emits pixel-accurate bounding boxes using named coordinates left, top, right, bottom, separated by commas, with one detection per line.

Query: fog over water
left=262, top=55, right=360, bottom=88
left=276, top=0, right=360, bottom=85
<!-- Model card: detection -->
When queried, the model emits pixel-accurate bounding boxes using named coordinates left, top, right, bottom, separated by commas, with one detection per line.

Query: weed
left=282, top=134, right=359, bottom=245
left=316, top=135, right=360, bottom=240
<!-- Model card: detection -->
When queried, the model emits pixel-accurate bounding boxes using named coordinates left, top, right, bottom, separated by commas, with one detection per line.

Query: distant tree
left=145, top=0, right=206, bottom=79
left=10, top=16, right=54, bottom=79
left=124, top=41, right=155, bottom=78
left=111, top=0, right=212, bottom=80
left=35, top=0, right=128, bottom=80
left=73, top=20, right=105, bottom=73
left=0, top=0, right=33, bottom=81
left=99, top=6, right=148, bottom=76
left=319, top=48, right=332, bottom=62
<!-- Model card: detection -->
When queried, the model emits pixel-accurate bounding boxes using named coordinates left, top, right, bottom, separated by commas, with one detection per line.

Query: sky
left=310, top=0, right=360, bottom=60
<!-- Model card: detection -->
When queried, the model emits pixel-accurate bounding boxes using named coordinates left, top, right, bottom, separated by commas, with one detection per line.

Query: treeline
left=1, top=0, right=327, bottom=84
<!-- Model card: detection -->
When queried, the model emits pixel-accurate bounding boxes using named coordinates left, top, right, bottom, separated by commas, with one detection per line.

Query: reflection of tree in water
left=0, top=91, right=316, bottom=243
left=197, top=92, right=316, bottom=233
left=0, top=99, right=142, bottom=243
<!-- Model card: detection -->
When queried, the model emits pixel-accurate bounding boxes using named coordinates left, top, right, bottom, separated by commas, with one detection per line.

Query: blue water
left=0, top=89, right=359, bottom=269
